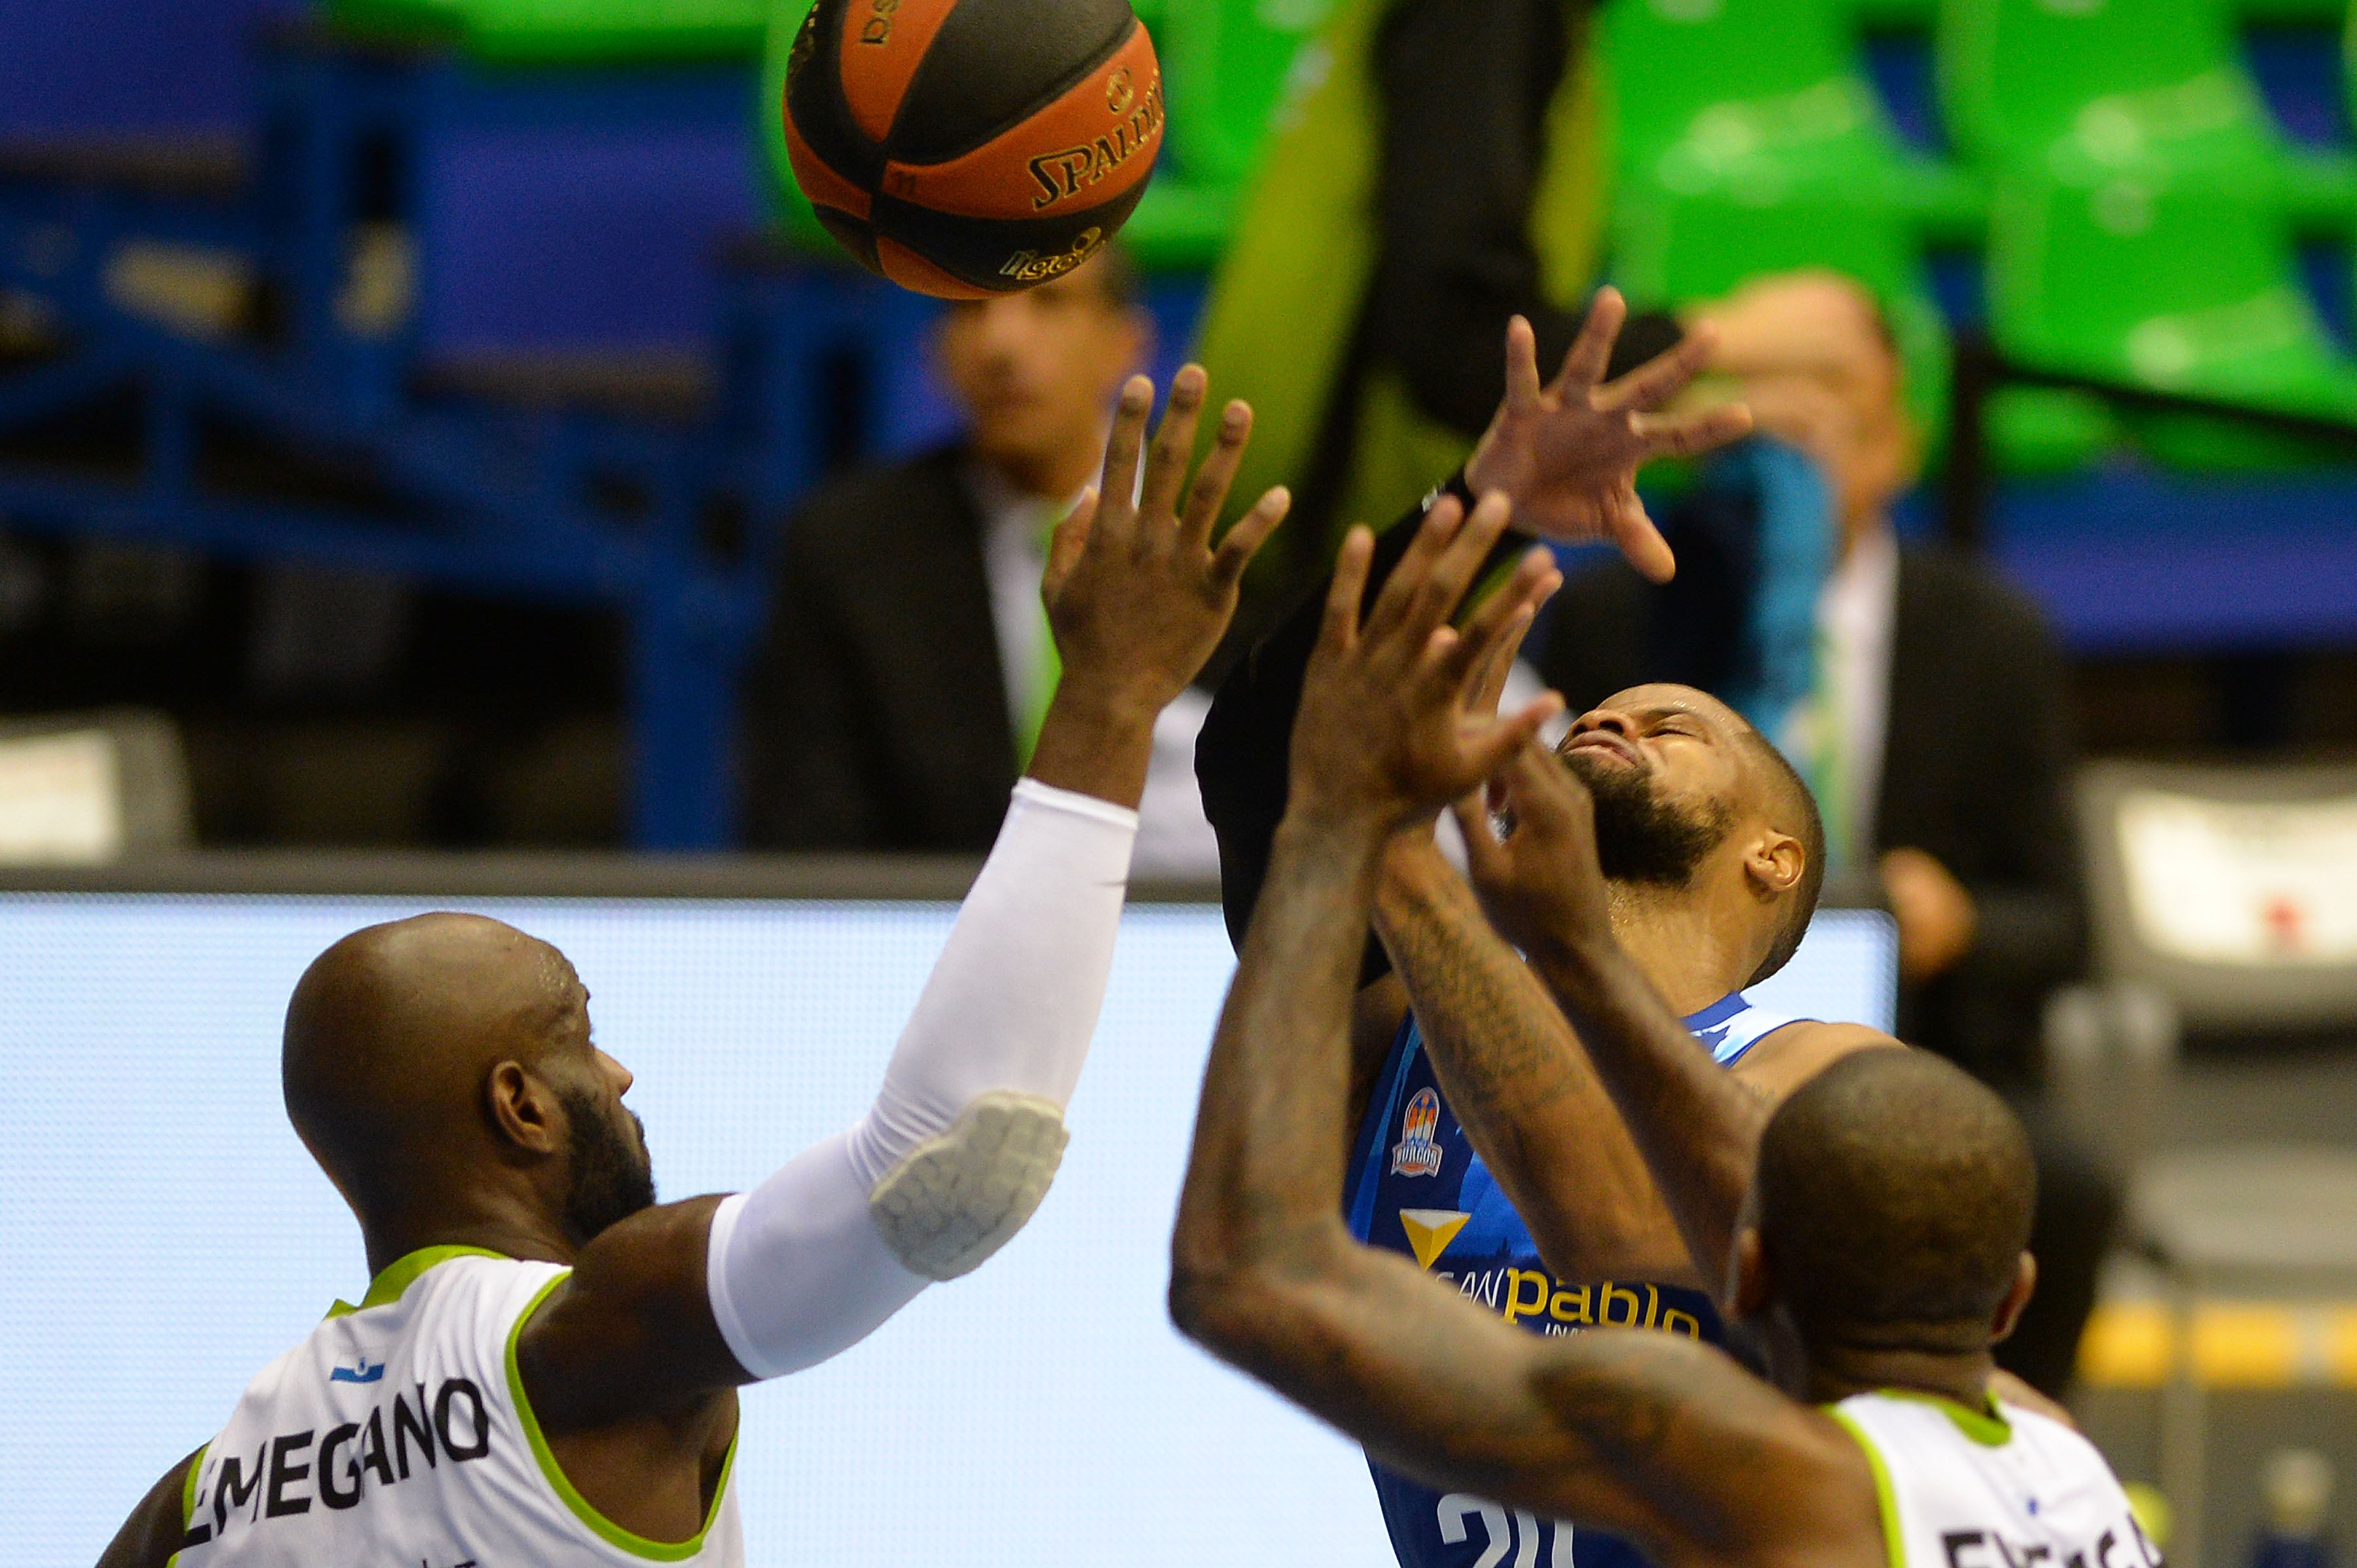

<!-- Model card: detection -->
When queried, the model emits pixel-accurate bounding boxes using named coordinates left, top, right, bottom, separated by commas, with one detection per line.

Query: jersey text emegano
left=170, top=1247, right=742, bottom=1567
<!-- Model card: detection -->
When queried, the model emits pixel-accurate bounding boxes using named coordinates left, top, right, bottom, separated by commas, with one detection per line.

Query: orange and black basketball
left=782, top=0, right=1163, bottom=299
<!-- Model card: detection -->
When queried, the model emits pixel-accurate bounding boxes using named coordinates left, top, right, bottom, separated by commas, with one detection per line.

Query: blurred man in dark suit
left=1535, top=272, right=2113, bottom=1397
left=742, top=249, right=1224, bottom=874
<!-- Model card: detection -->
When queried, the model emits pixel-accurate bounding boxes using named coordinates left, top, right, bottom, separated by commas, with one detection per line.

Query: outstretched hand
left=1289, top=492, right=1564, bottom=831
left=1454, top=740, right=1614, bottom=964
left=1461, top=288, right=1753, bottom=583
left=1043, top=365, right=1291, bottom=721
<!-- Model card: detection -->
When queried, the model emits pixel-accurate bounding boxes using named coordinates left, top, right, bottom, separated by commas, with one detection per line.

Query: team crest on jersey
left=1390, top=1087, right=1444, bottom=1178
left=329, top=1356, right=385, bottom=1384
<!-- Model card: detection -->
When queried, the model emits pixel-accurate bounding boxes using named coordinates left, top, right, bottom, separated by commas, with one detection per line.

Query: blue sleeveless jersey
left=1342, top=993, right=1804, bottom=1568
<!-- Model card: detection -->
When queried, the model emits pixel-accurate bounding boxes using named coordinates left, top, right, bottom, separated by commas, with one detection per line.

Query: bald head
left=283, top=913, right=642, bottom=1244
left=1755, top=1050, right=2036, bottom=1343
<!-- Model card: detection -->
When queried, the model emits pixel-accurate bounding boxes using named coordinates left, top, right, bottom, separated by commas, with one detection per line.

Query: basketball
left=780, top=0, right=1164, bottom=299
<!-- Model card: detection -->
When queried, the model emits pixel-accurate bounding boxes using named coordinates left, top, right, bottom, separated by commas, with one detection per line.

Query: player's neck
left=361, top=1194, right=577, bottom=1278
left=1806, top=1341, right=2001, bottom=1413
left=1606, top=883, right=1759, bottom=1016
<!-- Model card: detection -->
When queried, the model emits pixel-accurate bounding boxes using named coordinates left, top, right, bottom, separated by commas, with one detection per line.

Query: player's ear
left=1988, top=1252, right=2038, bottom=1345
left=486, top=1060, right=561, bottom=1157
left=1742, top=826, right=1805, bottom=902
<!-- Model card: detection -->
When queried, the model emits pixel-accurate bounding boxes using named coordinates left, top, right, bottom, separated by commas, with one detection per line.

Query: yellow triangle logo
left=1398, top=1209, right=1471, bottom=1271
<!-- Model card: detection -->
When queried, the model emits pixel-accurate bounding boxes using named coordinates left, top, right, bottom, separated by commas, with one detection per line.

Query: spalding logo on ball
left=783, top=0, right=1164, bottom=298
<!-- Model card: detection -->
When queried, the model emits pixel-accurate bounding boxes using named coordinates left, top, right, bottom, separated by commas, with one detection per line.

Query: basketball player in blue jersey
left=96, top=365, right=1292, bottom=1567
left=1197, top=294, right=1898, bottom=1568
left=1338, top=676, right=1897, bottom=1568
left=1172, top=498, right=2148, bottom=1568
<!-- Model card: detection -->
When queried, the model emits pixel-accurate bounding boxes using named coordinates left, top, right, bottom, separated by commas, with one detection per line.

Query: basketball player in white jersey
left=1172, top=492, right=2149, bottom=1568
left=94, top=362, right=1300, bottom=1567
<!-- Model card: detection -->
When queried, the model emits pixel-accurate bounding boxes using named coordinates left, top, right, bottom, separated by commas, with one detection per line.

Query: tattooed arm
left=97, top=1452, right=200, bottom=1568
left=1374, top=835, right=1696, bottom=1285
left=1170, top=498, right=1874, bottom=1564
left=1376, top=832, right=1891, bottom=1288
left=1363, top=593, right=1748, bottom=1288
left=1364, top=562, right=1685, bottom=1285
left=1461, top=746, right=1897, bottom=1283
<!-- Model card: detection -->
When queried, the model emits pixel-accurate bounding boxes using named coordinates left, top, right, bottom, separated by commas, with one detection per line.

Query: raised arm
left=1380, top=817, right=1895, bottom=1290
left=1368, top=608, right=1691, bottom=1283
left=1199, top=299, right=1748, bottom=947
left=1376, top=833, right=1698, bottom=1285
left=1457, top=746, right=1893, bottom=1284
left=1169, top=496, right=1863, bottom=1558
left=517, top=366, right=1292, bottom=1421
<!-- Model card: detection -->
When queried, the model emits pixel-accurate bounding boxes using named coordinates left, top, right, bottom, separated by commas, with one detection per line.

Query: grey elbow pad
left=866, top=1091, right=1072, bottom=1280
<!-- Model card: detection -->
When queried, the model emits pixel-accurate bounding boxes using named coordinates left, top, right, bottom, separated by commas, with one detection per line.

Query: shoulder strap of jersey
left=1352, top=989, right=1810, bottom=1233
left=1682, top=993, right=1812, bottom=1067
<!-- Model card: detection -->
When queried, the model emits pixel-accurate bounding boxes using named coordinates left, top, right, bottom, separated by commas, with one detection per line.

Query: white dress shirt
left=965, top=462, right=1223, bottom=879
left=1806, top=522, right=1899, bottom=864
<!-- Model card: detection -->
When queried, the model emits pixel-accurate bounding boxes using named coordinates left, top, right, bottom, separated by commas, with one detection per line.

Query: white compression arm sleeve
left=704, top=778, right=1138, bottom=1380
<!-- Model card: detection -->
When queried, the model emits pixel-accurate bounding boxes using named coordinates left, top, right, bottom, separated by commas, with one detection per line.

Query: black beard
left=558, top=1085, right=657, bottom=1246
left=1560, top=748, right=1732, bottom=888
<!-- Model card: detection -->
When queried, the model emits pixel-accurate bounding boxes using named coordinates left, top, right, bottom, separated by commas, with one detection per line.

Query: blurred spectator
left=740, top=248, right=1220, bottom=874
left=1535, top=271, right=2114, bottom=1398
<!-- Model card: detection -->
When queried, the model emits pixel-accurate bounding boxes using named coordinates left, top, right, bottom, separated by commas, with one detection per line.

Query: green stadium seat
left=1114, top=177, right=1242, bottom=270
left=328, top=0, right=762, bottom=62
left=325, top=0, right=466, bottom=41
left=1940, top=0, right=2256, bottom=168
left=2348, top=5, right=2357, bottom=162
left=2242, top=0, right=2348, bottom=24
left=1937, top=0, right=2353, bottom=227
left=1938, top=0, right=2357, bottom=468
left=1605, top=0, right=1981, bottom=240
left=1609, top=181, right=1956, bottom=450
left=1987, top=155, right=2357, bottom=467
left=462, top=0, right=763, bottom=62
left=1601, top=0, right=2053, bottom=465
left=1108, top=0, right=1339, bottom=268
left=1844, top=0, right=1938, bottom=29
left=1157, top=0, right=1335, bottom=192
left=1607, top=175, right=2126, bottom=471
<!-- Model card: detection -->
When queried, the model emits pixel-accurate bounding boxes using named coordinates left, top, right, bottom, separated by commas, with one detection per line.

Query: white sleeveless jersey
left=169, top=1247, right=743, bottom=1567
left=1829, top=1392, right=2159, bottom=1568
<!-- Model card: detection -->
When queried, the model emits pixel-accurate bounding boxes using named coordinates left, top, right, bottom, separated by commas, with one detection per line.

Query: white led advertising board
left=0, top=895, right=1891, bottom=1565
